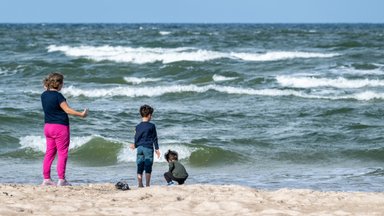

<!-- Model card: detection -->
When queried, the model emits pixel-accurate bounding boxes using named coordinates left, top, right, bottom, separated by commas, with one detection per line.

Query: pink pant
left=43, top=123, right=70, bottom=180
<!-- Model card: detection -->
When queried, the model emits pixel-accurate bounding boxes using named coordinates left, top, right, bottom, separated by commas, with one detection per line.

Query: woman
left=41, top=72, right=88, bottom=186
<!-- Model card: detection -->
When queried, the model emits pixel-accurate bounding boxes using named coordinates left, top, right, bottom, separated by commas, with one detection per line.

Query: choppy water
left=1, top=24, right=384, bottom=191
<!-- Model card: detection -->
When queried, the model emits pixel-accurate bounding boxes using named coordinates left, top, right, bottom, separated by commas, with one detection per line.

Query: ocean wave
left=276, top=76, right=384, bottom=89
left=123, top=77, right=162, bottom=84
left=212, top=74, right=237, bottom=82
left=230, top=51, right=338, bottom=61
left=330, top=65, right=384, bottom=75
left=159, top=31, right=171, bottom=35
left=348, top=91, right=384, bottom=101
left=19, top=135, right=95, bottom=152
left=0, top=68, right=8, bottom=75
left=365, top=168, right=384, bottom=176
left=117, top=144, right=193, bottom=163
left=214, top=87, right=384, bottom=101
left=343, top=147, right=384, bottom=162
left=47, top=45, right=339, bottom=64
left=60, top=84, right=384, bottom=101
left=61, top=84, right=304, bottom=98
left=47, top=45, right=222, bottom=64
left=0, top=68, right=19, bottom=76
left=14, top=135, right=240, bottom=166
left=61, top=84, right=210, bottom=97
left=16, top=135, right=194, bottom=164
left=188, top=146, right=243, bottom=166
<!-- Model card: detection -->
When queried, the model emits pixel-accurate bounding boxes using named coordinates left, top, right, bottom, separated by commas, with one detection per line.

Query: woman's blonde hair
left=44, top=72, right=64, bottom=90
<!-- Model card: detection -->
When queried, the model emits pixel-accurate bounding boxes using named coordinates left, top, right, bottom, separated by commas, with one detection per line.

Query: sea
left=1, top=23, right=384, bottom=192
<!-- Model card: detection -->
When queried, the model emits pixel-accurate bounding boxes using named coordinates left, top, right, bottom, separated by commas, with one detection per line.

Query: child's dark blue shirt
left=134, top=121, right=159, bottom=150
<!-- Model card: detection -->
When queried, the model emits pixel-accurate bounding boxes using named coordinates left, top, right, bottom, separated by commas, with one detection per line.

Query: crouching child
left=164, top=150, right=188, bottom=186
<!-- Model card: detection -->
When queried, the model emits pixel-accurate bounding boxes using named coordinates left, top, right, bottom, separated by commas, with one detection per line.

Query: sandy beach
left=1, top=184, right=384, bottom=216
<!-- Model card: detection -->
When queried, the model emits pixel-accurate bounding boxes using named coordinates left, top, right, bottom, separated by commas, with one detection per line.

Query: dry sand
left=1, top=183, right=384, bottom=215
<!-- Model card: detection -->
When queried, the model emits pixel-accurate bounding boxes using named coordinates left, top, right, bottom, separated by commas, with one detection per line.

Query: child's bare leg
left=137, top=174, right=144, bottom=187
left=145, top=173, right=151, bottom=187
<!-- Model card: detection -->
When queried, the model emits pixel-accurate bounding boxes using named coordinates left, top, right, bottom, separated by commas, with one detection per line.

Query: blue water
left=1, top=24, right=384, bottom=191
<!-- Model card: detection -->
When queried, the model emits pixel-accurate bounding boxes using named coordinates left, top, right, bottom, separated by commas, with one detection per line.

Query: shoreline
left=2, top=184, right=384, bottom=215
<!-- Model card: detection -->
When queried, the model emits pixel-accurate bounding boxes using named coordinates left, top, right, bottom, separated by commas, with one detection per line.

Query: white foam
left=47, top=45, right=222, bottom=64
left=0, top=68, right=8, bottom=75
left=0, top=67, right=19, bottom=76
left=19, top=136, right=46, bottom=152
left=59, top=84, right=330, bottom=98
left=349, top=91, right=384, bottom=101
left=19, top=135, right=94, bottom=152
left=230, top=51, right=339, bottom=61
left=305, top=91, right=384, bottom=101
left=60, top=84, right=320, bottom=101
left=123, top=77, right=161, bottom=84
left=62, top=84, right=295, bottom=98
left=47, top=45, right=338, bottom=64
left=117, top=144, right=194, bottom=163
left=61, top=84, right=211, bottom=97
left=330, top=66, right=384, bottom=75
left=59, top=82, right=384, bottom=101
left=159, top=31, right=171, bottom=35
left=276, top=76, right=384, bottom=89
left=213, top=86, right=384, bottom=101
left=212, top=74, right=237, bottom=82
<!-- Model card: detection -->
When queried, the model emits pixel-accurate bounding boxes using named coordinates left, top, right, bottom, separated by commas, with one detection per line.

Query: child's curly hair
left=164, top=149, right=178, bottom=162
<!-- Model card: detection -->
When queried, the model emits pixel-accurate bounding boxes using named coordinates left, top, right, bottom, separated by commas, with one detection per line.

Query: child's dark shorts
left=136, top=146, right=154, bottom=174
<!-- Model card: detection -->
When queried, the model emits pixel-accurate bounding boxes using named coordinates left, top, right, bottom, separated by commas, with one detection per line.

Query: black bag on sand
left=115, top=181, right=130, bottom=190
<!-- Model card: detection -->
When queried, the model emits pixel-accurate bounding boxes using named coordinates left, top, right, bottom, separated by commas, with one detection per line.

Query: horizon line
left=1, top=22, right=383, bottom=25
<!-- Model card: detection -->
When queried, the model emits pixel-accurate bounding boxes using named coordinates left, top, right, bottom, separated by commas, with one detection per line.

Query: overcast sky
left=1, top=0, right=383, bottom=23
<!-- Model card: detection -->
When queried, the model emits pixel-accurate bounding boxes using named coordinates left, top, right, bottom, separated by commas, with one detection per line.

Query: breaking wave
left=47, top=45, right=339, bottom=64
left=59, top=84, right=384, bottom=101
left=123, top=77, right=162, bottom=84
left=276, top=76, right=384, bottom=89
left=212, top=74, right=237, bottom=82
left=5, top=135, right=239, bottom=166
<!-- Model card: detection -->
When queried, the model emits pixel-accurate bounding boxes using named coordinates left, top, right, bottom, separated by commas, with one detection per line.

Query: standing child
left=130, top=105, right=160, bottom=187
left=41, top=72, right=88, bottom=186
left=164, top=150, right=188, bottom=185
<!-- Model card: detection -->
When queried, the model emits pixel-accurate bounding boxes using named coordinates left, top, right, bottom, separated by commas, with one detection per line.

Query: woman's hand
left=81, top=108, right=89, bottom=118
left=60, top=101, right=88, bottom=118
